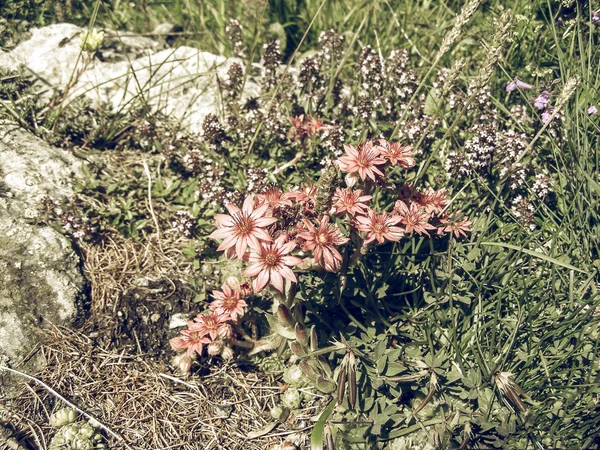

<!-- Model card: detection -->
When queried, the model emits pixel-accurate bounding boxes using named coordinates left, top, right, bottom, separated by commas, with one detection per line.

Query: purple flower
left=593, top=11, right=600, bottom=24
left=589, top=105, right=599, bottom=116
left=541, top=108, right=554, bottom=124
left=534, top=91, right=552, bottom=110
left=506, top=77, right=533, bottom=92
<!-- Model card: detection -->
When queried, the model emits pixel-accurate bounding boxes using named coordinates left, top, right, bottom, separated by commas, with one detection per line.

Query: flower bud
left=294, top=323, right=309, bottom=346
left=238, top=281, right=253, bottom=297
left=289, top=341, right=307, bottom=357
left=345, top=173, right=359, bottom=188
left=221, top=345, right=234, bottom=360
left=208, top=341, right=222, bottom=356
left=225, top=276, right=240, bottom=290
left=173, top=353, right=192, bottom=373
left=217, top=323, right=233, bottom=339
left=276, top=304, right=295, bottom=327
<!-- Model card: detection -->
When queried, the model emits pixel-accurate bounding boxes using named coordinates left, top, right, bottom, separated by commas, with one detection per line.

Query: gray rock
left=4, top=23, right=259, bottom=134
left=0, top=125, right=85, bottom=393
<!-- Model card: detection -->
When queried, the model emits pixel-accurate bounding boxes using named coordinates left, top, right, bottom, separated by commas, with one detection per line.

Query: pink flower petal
left=209, top=227, right=234, bottom=239
left=235, top=236, right=248, bottom=259
left=279, top=265, right=297, bottom=283
left=215, top=214, right=234, bottom=227
left=217, top=234, right=238, bottom=252
left=225, top=203, right=241, bottom=216
left=254, top=269, right=270, bottom=292
left=282, top=256, right=303, bottom=266
left=242, top=194, right=255, bottom=214
left=270, top=270, right=284, bottom=292
left=243, top=263, right=263, bottom=277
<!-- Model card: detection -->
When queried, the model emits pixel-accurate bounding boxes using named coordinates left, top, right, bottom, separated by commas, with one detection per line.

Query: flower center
left=234, top=214, right=254, bottom=234
left=357, top=153, right=370, bottom=168
left=265, top=252, right=279, bottom=266
left=373, top=223, right=386, bottom=233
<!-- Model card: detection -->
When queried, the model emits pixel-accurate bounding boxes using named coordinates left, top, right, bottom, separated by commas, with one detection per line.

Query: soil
left=83, top=277, right=196, bottom=363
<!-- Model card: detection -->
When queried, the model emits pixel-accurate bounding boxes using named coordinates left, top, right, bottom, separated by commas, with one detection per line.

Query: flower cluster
left=318, top=29, right=344, bottom=64
left=170, top=278, right=250, bottom=368
left=202, top=113, right=226, bottom=145
left=288, top=114, right=326, bottom=142
left=225, top=19, right=245, bottom=58
left=444, top=76, right=557, bottom=231
left=172, top=137, right=470, bottom=370
left=262, top=40, right=281, bottom=91
left=171, top=210, right=196, bottom=238
left=206, top=139, right=469, bottom=293
left=40, top=196, right=95, bottom=241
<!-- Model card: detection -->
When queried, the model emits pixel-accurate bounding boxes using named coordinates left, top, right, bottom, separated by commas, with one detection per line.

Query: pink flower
left=189, top=311, right=231, bottom=341
left=506, top=77, right=533, bottom=92
left=336, top=141, right=386, bottom=181
left=534, top=91, right=551, bottom=110
left=209, top=284, right=248, bottom=321
left=289, top=115, right=327, bottom=141
left=256, top=185, right=293, bottom=209
left=378, top=140, right=415, bottom=168
left=242, top=235, right=303, bottom=293
left=170, top=324, right=211, bottom=357
left=588, top=105, right=598, bottom=116
left=437, top=212, right=472, bottom=238
left=415, top=188, right=449, bottom=215
left=331, top=188, right=372, bottom=216
left=394, top=201, right=437, bottom=236
left=541, top=108, right=554, bottom=124
left=355, top=209, right=404, bottom=244
left=298, top=216, right=349, bottom=272
left=209, top=194, right=277, bottom=259
left=286, top=183, right=318, bottom=206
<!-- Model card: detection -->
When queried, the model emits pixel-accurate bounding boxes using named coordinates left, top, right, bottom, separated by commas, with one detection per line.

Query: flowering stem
left=244, top=0, right=328, bottom=158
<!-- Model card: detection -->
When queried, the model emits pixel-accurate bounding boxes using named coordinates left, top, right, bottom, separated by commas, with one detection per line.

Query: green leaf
left=377, top=354, right=388, bottom=375
left=385, top=362, right=405, bottom=377
left=480, top=242, right=587, bottom=273
left=310, top=398, right=336, bottom=450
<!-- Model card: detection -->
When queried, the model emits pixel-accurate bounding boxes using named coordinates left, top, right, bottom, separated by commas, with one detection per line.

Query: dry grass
left=0, top=326, right=308, bottom=450
left=79, top=225, right=194, bottom=314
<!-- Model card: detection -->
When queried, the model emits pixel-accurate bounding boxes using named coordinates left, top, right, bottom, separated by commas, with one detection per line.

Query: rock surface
left=3, top=23, right=259, bottom=134
left=0, top=125, right=85, bottom=392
